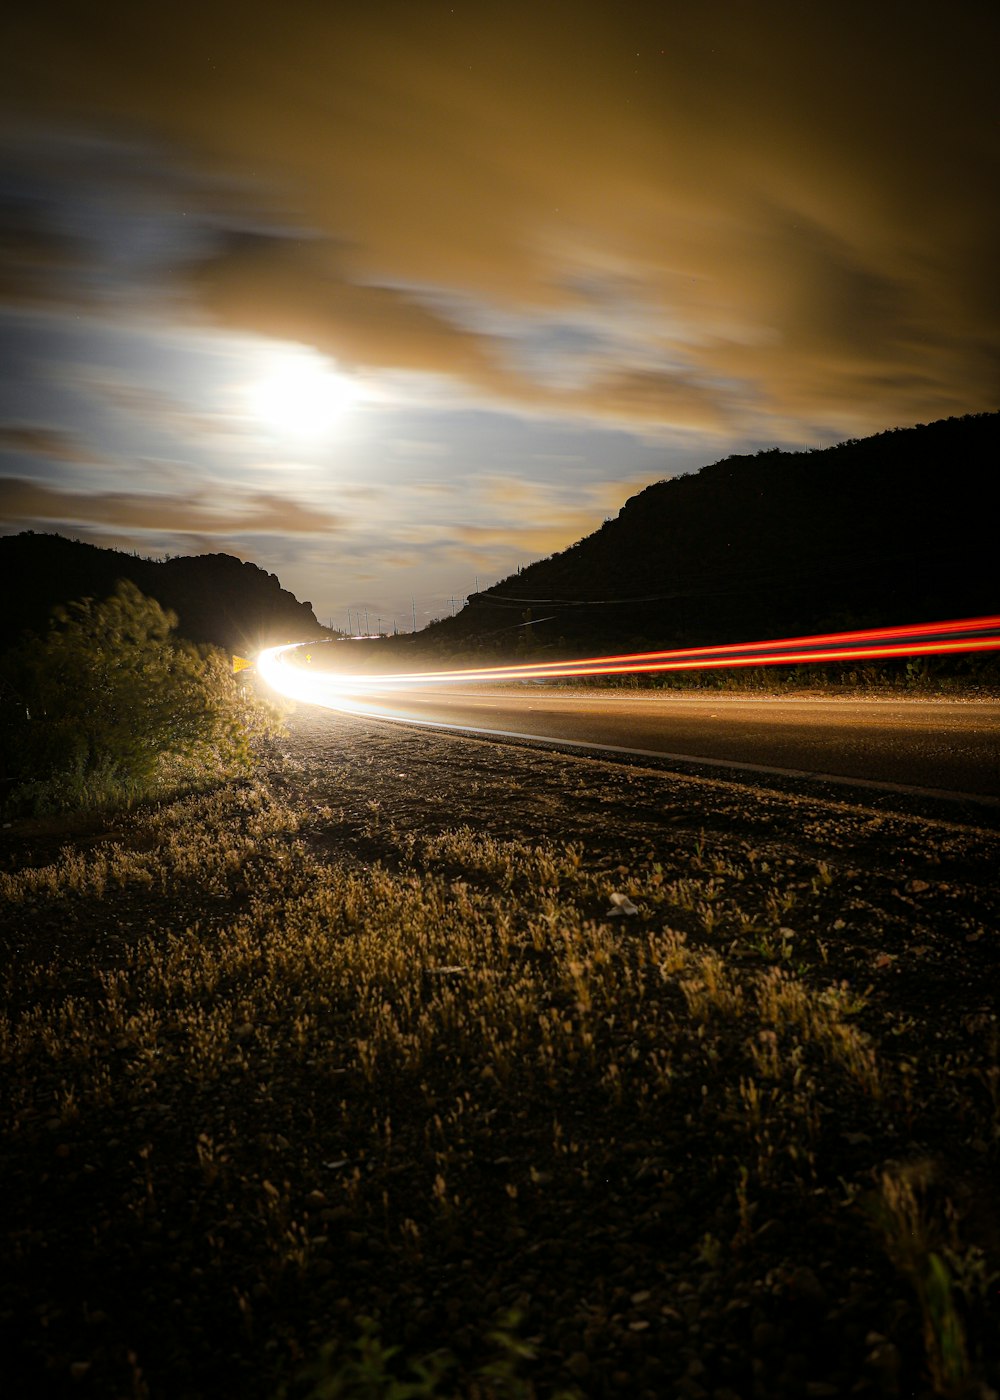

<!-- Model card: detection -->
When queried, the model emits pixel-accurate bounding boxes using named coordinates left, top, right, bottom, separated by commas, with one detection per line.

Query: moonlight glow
left=248, top=347, right=357, bottom=438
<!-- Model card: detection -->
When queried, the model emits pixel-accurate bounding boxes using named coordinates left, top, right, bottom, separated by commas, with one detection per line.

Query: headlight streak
left=256, top=614, right=1000, bottom=715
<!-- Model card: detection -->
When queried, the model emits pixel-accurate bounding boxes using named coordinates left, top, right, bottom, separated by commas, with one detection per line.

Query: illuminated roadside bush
left=0, top=580, right=284, bottom=814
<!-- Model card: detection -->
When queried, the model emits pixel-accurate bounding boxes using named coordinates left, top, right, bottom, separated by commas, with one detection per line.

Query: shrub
left=0, top=580, right=284, bottom=814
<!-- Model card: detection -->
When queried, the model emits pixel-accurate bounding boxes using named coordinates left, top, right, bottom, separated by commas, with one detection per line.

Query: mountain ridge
left=0, top=534, right=325, bottom=654
left=423, top=412, right=998, bottom=654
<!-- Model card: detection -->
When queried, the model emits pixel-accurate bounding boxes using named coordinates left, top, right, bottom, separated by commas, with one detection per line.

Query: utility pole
left=449, top=595, right=460, bottom=616
left=411, top=596, right=417, bottom=633
left=364, top=608, right=370, bottom=635
left=346, top=610, right=352, bottom=635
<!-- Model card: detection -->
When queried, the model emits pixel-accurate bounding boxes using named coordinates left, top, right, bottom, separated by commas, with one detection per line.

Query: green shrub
left=0, top=579, right=284, bottom=814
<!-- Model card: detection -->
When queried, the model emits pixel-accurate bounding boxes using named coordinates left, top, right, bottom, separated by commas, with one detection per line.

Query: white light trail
left=255, top=615, right=1000, bottom=714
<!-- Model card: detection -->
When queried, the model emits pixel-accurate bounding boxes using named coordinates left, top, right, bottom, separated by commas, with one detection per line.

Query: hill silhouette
left=0, top=534, right=325, bottom=654
left=422, top=413, right=999, bottom=655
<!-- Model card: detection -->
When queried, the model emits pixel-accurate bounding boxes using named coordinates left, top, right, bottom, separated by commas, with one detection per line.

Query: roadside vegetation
left=0, top=581, right=284, bottom=816
left=571, top=654, right=1000, bottom=695
left=2, top=721, right=997, bottom=1398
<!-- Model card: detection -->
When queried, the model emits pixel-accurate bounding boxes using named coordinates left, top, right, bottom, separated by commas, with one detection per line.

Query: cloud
left=474, top=473, right=658, bottom=530
left=86, top=377, right=220, bottom=441
left=564, top=368, right=734, bottom=434
left=2, top=0, right=998, bottom=439
left=186, top=233, right=752, bottom=433
left=187, top=233, right=529, bottom=399
left=453, top=519, right=605, bottom=558
left=0, top=423, right=105, bottom=465
left=0, top=477, right=342, bottom=535
left=0, top=194, right=89, bottom=308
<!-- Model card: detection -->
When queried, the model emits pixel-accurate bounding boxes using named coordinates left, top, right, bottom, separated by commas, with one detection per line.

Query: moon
left=248, top=347, right=357, bottom=437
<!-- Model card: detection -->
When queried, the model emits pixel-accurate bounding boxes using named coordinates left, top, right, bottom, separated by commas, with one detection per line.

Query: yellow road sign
left=232, top=655, right=252, bottom=673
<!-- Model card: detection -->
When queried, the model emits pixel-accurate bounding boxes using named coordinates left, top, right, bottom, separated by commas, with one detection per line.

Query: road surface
left=321, top=686, right=1000, bottom=800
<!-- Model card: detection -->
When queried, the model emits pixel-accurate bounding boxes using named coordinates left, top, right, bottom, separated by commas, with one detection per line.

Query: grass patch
left=1, top=763, right=998, bottom=1398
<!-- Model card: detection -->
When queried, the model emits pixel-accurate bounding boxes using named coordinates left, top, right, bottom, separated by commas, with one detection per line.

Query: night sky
left=2, top=1, right=997, bottom=630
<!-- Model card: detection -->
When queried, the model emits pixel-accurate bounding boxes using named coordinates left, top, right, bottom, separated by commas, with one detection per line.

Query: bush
left=0, top=580, right=284, bottom=815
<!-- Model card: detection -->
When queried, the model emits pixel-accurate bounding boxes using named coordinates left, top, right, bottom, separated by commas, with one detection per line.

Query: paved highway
left=324, top=686, right=1000, bottom=799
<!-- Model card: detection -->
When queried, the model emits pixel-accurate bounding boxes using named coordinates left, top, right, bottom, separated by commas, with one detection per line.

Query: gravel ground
left=278, top=702, right=1000, bottom=900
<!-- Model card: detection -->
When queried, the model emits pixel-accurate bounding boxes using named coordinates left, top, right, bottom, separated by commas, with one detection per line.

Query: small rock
left=865, top=1339, right=902, bottom=1392
left=787, top=1264, right=827, bottom=1308
left=320, top=1205, right=351, bottom=1224
left=674, top=1377, right=708, bottom=1400
left=752, top=1321, right=782, bottom=1351
left=566, top=1352, right=590, bottom=1380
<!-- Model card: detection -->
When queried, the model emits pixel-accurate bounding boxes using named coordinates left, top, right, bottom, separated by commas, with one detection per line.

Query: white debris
left=607, top=892, right=639, bottom=917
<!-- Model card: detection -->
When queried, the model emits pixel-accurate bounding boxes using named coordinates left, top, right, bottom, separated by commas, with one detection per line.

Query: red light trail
left=257, top=615, right=1000, bottom=709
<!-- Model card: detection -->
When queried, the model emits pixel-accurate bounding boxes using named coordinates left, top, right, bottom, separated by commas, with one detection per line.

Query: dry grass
left=1, top=750, right=998, bottom=1398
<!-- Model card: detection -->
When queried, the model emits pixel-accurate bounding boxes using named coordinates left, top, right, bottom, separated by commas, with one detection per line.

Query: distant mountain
left=0, top=534, right=325, bottom=654
left=424, top=413, right=999, bottom=654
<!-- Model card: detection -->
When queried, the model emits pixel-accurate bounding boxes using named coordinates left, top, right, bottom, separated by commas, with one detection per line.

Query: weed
left=868, top=1163, right=971, bottom=1396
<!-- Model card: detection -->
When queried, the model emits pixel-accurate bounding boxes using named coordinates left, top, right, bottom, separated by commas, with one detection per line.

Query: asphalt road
left=332, top=687, right=1000, bottom=799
